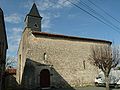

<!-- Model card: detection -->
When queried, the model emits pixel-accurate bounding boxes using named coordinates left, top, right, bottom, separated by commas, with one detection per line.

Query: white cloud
left=57, top=0, right=71, bottom=8
left=25, top=0, right=76, bottom=11
left=8, top=28, right=22, bottom=43
left=42, top=18, right=51, bottom=29
left=7, top=28, right=22, bottom=56
left=24, top=0, right=77, bottom=31
left=40, top=13, right=51, bottom=29
left=6, top=0, right=78, bottom=56
left=36, top=0, right=76, bottom=10
left=5, top=13, right=22, bottom=24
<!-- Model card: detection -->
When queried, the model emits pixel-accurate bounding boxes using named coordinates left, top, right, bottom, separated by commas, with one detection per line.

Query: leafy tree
left=89, top=46, right=120, bottom=90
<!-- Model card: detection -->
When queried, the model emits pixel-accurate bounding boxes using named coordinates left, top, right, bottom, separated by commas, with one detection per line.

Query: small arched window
left=43, top=53, right=47, bottom=60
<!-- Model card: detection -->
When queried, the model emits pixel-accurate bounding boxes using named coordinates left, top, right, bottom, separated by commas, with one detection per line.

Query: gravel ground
left=51, top=87, right=120, bottom=90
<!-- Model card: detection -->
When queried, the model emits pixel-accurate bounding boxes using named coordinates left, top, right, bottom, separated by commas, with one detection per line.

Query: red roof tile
left=32, top=31, right=112, bottom=44
left=5, top=68, right=16, bottom=75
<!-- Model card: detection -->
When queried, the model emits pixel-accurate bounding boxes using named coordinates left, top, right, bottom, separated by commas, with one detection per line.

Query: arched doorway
left=40, top=69, right=50, bottom=88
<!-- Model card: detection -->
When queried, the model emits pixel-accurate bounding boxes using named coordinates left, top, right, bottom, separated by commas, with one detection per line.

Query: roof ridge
left=32, top=31, right=112, bottom=44
left=28, top=3, right=41, bottom=18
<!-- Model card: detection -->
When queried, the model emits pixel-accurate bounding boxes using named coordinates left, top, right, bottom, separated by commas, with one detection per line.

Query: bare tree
left=6, top=56, right=17, bottom=69
left=89, top=46, right=120, bottom=90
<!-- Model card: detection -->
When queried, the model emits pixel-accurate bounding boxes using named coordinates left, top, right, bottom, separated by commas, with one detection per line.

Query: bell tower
left=25, top=3, right=42, bottom=31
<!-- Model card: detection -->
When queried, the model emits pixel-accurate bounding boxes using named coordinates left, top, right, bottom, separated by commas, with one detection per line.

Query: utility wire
left=77, top=0, right=120, bottom=32
left=66, top=0, right=120, bottom=34
left=87, top=0, right=120, bottom=24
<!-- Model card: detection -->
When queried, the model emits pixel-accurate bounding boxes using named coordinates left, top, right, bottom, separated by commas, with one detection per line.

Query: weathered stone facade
left=16, top=29, right=111, bottom=89
left=16, top=3, right=112, bottom=89
left=0, top=8, right=8, bottom=90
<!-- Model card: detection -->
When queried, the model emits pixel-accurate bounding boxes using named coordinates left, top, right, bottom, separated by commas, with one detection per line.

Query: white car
left=95, top=70, right=120, bottom=88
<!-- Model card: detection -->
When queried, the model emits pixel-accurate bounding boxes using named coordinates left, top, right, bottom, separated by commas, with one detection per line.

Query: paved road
left=51, top=87, right=120, bottom=90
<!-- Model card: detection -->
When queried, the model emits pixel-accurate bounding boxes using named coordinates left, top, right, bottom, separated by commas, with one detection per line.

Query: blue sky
left=1, top=0, right=120, bottom=57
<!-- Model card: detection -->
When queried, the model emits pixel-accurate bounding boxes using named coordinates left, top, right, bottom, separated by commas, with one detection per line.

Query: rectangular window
left=83, top=60, right=86, bottom=69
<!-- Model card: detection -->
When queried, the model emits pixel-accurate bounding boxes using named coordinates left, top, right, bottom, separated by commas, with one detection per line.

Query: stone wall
left=26, top=31, right=109, bottom=88
left=16, top=28, right=31, bottom=84
left=17, top=28, right=111, bottom=89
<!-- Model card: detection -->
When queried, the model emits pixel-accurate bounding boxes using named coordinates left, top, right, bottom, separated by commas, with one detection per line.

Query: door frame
left=40, top=69, right=50, bottom=89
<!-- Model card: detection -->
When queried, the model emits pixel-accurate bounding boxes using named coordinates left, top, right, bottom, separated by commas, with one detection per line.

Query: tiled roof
left=5, top=68, right=16, bottom=75
left=32, top=31, right=112, bottom=44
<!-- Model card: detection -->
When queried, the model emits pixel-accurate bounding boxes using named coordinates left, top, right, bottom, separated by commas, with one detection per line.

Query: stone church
left=16, top=3, right=112, bottom=89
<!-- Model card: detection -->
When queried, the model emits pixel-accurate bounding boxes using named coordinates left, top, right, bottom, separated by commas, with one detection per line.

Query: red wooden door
left=40, top=69, right=50, bottom=88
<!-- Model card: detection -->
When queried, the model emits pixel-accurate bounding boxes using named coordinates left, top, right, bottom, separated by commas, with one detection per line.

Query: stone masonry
left=16, top=28, right=111, bottom=89
left=16, top=3, right=112, bottom=89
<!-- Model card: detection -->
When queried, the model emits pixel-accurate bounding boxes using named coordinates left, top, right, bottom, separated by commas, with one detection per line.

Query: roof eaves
left=32, top=31, right=112, bottom=44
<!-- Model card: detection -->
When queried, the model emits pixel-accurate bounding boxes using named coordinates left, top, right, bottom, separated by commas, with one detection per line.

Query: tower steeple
left=29, top=3, right=41, bottom=18
left=25, top=3, right=42, bottom=31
